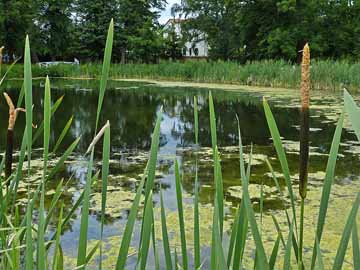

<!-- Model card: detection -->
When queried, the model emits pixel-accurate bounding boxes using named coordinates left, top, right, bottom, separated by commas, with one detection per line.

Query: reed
left=3, top=59, right=360, bottom=91
left=193, top=96, right=201, bottom=269
left=174, top=159, right=188, bottom=270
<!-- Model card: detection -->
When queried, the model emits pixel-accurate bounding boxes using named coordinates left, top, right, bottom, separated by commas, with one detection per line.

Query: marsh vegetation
left=4, top=59, right=360, bottom=91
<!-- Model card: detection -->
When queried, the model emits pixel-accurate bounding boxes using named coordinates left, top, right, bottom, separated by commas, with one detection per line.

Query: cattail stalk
left=299, top=43, right=310, bottom=199
left=3, top=93, right=26, bottom=180
left=298, top=43, right=310, bottom=270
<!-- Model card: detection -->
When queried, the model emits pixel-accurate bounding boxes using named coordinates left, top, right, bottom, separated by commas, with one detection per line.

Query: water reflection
left=1, top=79, right=351, bottom=154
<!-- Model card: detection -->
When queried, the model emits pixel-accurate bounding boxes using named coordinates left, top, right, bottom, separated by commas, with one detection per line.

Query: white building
left=164, top=19, right=209, bottom=59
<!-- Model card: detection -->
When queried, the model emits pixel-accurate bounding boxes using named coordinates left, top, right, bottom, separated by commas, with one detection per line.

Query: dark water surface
left=0, top=79, right=359, bottom=269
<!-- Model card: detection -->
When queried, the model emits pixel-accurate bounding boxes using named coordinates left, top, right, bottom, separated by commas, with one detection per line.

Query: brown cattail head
left=300, top=43, right=310, bottom=109
left=299, top=43, right=310, bottom=199
left=3, top=92, right=26, bottom=130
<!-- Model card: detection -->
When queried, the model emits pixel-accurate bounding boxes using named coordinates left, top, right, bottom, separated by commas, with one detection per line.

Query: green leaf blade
left=95, top=19, right=114, bottom=131
left=174, top=159, right=188, bottom=270
left=332, top=193, right=360, bottom=270
left=311, top=112, right=344, bottom=269
left=160, top=190, right=172, bottom=270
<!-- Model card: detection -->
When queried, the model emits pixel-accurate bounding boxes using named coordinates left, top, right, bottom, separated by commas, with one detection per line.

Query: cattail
left=3, top=93, right=26, bottom=180
left=299, top=43, right=310, bottom=199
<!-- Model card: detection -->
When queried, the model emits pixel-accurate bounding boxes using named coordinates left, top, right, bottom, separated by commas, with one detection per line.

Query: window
left=183, top=48, right=187, bottom=56
left=194, top=48, right=199, bottom=56
left=189, top=48, right=192, bottom=56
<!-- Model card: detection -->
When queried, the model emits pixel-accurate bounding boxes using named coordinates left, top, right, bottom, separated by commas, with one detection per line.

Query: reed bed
left=0, top=21, right=359, bottom=270
left=3, top=59, right=360, bottom=91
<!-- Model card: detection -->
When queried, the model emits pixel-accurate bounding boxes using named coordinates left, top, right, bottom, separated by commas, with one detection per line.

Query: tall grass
left=3, top=59, right=360, bottom=91
left=0, top=21, right=359, bottom=270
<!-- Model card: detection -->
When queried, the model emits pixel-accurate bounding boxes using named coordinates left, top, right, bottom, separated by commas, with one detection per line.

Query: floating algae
left=90, top=188, right=145, bottom=218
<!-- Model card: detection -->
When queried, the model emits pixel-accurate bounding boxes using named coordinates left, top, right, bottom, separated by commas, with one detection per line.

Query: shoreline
left=6, top=76, right=300, bottom=93
left=5, top=77, right=343, bottom=95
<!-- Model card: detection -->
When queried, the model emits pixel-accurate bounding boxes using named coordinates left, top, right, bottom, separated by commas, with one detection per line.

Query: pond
left=0, top=79, right=359, bottom=269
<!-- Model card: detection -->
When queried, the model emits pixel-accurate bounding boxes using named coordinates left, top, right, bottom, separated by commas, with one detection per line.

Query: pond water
left=0, top=79, right=359, bottom=269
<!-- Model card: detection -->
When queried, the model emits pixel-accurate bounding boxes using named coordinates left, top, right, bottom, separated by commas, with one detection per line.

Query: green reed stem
left=298, top=198, right=305, bottom=270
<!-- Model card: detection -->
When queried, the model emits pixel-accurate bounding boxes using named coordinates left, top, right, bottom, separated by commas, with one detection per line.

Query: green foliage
left=0, top=0, right=166, bottom=62
left=1, top=0, right=360, bottom=62
left=138, top=192, right=154, bottom=269
left=310, top=112, right=344, bottom=269
left=160, top=190, right=172, bottom=269
left=352, top=221, right=360, bottom=269
left=99, top=123, right=110, bottom=270
left=332, top=194, right=360, bottom=270
left=263, top=98, right=297, bottom=230
left=162, top=22, right=184, bottom=60
left=236, top=121, right=269, bottom=269
left=77, top=18, right=114, bottom=269
left=72, top=0, right=165, bottom=63
left=283, top=222, right=294, bottom=270
left=193, top=96, right=200, bottom=269
left=76, top=150, right=95, bottom=268
left=0, top=0, right=36, bottom=56
left=181, top=0, right=360, bottom=61
left=116, top=109, right=162, bottom=269
left=37, top=0, right=74, bottom=60
left=96, top=19, right=114, bottom=131
left=174, top=159, right=188, bottom=270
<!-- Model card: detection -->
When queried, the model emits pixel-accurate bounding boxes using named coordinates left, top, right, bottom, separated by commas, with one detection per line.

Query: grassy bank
left=3, top=59, right=360, bottom=91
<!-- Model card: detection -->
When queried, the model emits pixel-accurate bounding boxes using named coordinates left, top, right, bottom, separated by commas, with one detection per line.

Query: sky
left=159, top=0, right=181, bottom=24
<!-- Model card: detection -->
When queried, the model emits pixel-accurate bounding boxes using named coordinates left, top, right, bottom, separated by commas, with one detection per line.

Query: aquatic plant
left=299, top=43, right=310, bottom=269
left=0, top=20, right=359, bottom=270
left=3, top=58, right=360, bottom=91
left=299, top=43, right=310, bottom=200
left=3, top=93, right=25, bottom=180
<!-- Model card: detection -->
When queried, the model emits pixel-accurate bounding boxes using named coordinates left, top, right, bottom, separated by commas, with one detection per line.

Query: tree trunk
left=121, top=48, right=126, bottom=64
left=32, top=51, right=40, bottom=63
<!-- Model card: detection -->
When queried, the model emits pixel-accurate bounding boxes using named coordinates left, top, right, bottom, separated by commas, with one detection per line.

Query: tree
left=74, top=0, right=166, bottom=63
left=161, top=3, right=185, bottom=61
left=181, top=0, right=360, bottom=62
left=163, top=21, right=184, bottom=60
left=0, top=0, right=37, bottom=58
left=1, top=0, right=359, bottom=63
left=319, top=0, right=360, bottom=59
left=74, top=0, right=122, bottom=61
left=181, top=0, right=244, bottom=60
left=37, top=0, right=74, bottom=60
left=118, top=0, right=166, bottom=63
